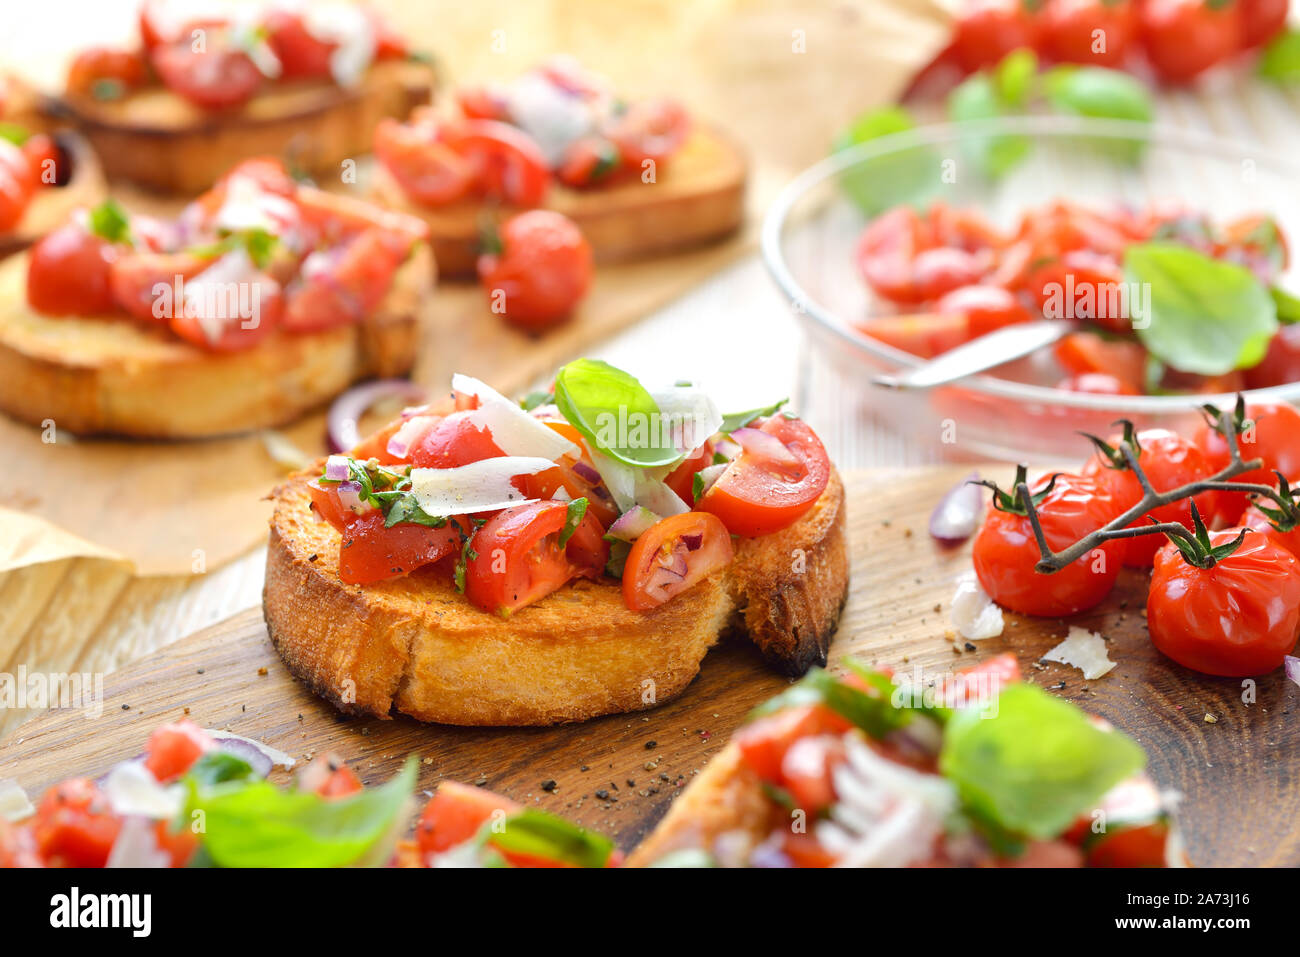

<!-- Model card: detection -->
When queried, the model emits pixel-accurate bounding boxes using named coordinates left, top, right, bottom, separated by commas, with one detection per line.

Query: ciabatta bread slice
left=263, top=469, right=847, bottom=726
left=0, top=242, right=431, bottom=438
left=370, top=126, right=747, bottom=277
left=51, top=60, right=434, bottom=195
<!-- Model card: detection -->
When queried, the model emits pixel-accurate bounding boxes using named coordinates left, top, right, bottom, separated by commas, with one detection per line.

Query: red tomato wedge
left=373, top=117, right=474, bottom=206
left=26, top=221, right=119, bottom=316
left=143, top=720, right=213, bottom=782
left=32, top=778, right=122, bottom=869
left=622, top=511, right=734, bottom=611
left=697, top=416, right=831, bottom=537
left=855, top=312, right=969, bottom=358
left=337, top=511, right=462, bottom=586
left=416, top=781, right=519, bottom=856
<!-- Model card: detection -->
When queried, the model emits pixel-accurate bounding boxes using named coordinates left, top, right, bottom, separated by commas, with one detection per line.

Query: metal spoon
left=871, top=319, right=1073, bottom=390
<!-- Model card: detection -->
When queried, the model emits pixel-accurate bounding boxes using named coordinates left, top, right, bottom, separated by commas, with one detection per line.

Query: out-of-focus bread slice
left=51, top=60, right=434, bottom=195
left=263, top=470, right=846, bottom=726
left=0, top=242, right=431, bottom=438
left=370, top=126, right=747, bottom=276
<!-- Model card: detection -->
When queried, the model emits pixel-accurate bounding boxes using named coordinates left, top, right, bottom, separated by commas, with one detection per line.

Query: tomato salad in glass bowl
left=0, top=721, right=618, bottom=868
left=629, top=653, right=1184, bottom=868
left=264, top=359, right=847, bottom=726
left=0, top=155, right=433, bottom=437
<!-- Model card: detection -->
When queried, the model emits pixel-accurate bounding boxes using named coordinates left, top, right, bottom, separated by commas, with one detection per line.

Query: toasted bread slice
left=51, top=60, right=434, bottom=195
left=0, top=132, right=106, bottom=259
left=625, top=741, right=766, bottom=867
left=263, top=469, right=847, bottom=726
left=0, top=243, right=431, bottom=438
left=370, top=126, right=747, bottom=277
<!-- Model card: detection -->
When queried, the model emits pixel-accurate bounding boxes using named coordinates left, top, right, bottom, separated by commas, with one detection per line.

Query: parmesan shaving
left=409, top=457, right=555, bottom=516
left=0, top=779, right=33, bottom=822
left=453, top=373, right=580, bottom=461
left=950, top=572, right=1004, bottom=640
left=1043, top=626, right=1117, bottom=680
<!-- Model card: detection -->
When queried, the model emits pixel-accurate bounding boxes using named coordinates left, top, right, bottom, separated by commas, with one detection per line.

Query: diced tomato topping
left=143, top=720, right=214, bottom=782
left=32, top=778, right=121, bottom=868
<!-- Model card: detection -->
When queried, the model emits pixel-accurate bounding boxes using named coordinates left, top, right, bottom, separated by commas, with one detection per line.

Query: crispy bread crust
left=50, top=61, right=434, bottom=195
left=370, top=126, right=747, bottom=276
left=0, top=243, right=432, bottom=438
left=264, top=470, right=847, bottom=726
left=624, top=742, right=769, bottom=867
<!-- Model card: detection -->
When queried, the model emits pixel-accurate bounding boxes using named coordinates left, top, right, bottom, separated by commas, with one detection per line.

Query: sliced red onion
left=930, top=472, right=984, bottom=545
left=207, top=731, right=296, bottom=777
left=713, top=437, right=741, bottom=461
left=328, top=380, right=428, bottom=453
left=607, top=505, right=661, bottom=543
left=324, top=454, right=351, bottom=482
left=1285, top=655, right=1300, bottom=689
left=573, top=461, right=602, bottom=484
left=681, top=532, right=703, bottom=551
left=386, top=415, right=435, bottom=460
left=731, top=427, right=801, bottom=472
left=338, top=478, right=364, bottom=514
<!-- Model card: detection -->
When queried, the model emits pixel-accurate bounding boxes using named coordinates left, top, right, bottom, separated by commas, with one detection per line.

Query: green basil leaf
left=559, top=497, right=588, bottom=547
left=948, top=72, right=1031, bottom=179
left=87, top=199, right=133, bottom=245
left=605, top=538, right=631, bottom=578
left=1125, top=242, right=1278, bottom=375
left=994, top=47, right=1038, bottom=106
left=490, top=808, right=614, bottom=868
left=383, top=493, right=447, bottom=529
left=719, top=398, right=788, bottom=434
left=184, top=757, right=416, bottom=868
left=747, top=666, right=911, bottom=740
left=1272, top=286, right=1300, bottom=324
left=831, top=106, right=939, bottom=216
left=1043, top=65, right=1152, bottom=122
left=518, top=390, right=552, bottom=411
left=939, top=683, right=1145, bottom=840
left=553, top=359, right=678, bottom=468
left=0, top=123, right=29, bottom=146
left=1259, top=27, right=1300, bottom=82
left=183, top=751, right=257, bottom=789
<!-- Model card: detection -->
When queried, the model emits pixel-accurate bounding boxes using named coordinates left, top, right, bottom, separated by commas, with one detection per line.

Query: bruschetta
left=0, top=720, right=616, bottom=868
left=0, top=156, right=433, bottom=438
left=627, top=654, right=1186, bottom=868
left=47, top=0, right=434, bottom=194
left=370, top=57, right=747, bottom=275
left=264, top=360, right=848, bottom=726
left=0, top=127, right=106, bottom=258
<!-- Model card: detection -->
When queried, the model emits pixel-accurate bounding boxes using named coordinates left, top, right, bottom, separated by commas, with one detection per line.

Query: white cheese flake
left=453, top=373, right=580, bottom=462
left=0, top=779, right=33, bottom=822
left=409, top=457, right=555, bottom=517
left=1043, top=626, right=1117, bottom=680
left=950, top=572, right=1004, bottom=641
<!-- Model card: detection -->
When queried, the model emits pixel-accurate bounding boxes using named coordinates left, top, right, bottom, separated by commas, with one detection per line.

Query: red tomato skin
left=1241, top=504, right=1300, bottom=558
left=167, top=274, right=283, bottom=352
left=409, top=411, right=506, bottom=468
left=265, top=10, right=336, bottom=80
left=373, top=118, right=474, bottom=206
left=416, top=781, right=519, bottom=857
left=1148, top=530, right=1300, bottom=676
left=446, top=120, right=551, bottom=207
left=32, top=778, right=122, bottom=868
left=0, top=819, right=44, bottom=868
left=1244, top=325, right=1300, bottom=390
left=1053, top=331, right=1147, bottom=394
left=935, top=284, right=1033, bottom=337
left=1195, top=402, right=1300, bottom=523
left=779, top=734, right=846, bottom=814
left=622, top=511, right=735, bottom=611
left=150, top=41, right=263, bottom=110
left=664, top=441, right=714, bottom=506
left=1139, top=0, right=1241, bottom=84
left=465, top=501, right=575, bottom=615
left=109, top=251, right=211, bottom=323
left=338, top=511, right=462, bottom=585
left=1085, top=819, right=1173, bottom=867
left=697, top=416, right=831, bottom=538
left=972, top=472, right=1123, bottom=617
left=854, top=312, right=970, bottom=359
left=1239, top=0, right=1289, bottom=48
left=952, top=0, right=1042, bottom=72
left=1082, top=429, right=1219, bottom=567
left=144, top=720, right=214, bottom=782
left=1040, top=0, right=1137, bottom=67
left=26, top=222, right=119, bottom=316
left=477, top=210, right=592, bottom=331
left=734, top=704, right=853, bottom=783
left=65, top=47, right=147, bottom=98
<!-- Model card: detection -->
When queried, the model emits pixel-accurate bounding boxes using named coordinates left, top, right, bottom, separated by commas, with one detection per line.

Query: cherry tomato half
left=337, top=511, right=463, bottom=586
left=150, top=39, right=263, bottom=110
left=26, top=220, right=119, bottom=316
left=373, top=117, right=474, bottom=206
left=1139, top=0, right=1241, bottom=85
left=697, top=416, right=831, bottom=537
left=1040, top=0, right=1137, bottom=67
left=1148, top=529, right=1300, bottom=676
left=622, top=511, right=734, bottom=611
left=143, top=720, right=213, bottom=782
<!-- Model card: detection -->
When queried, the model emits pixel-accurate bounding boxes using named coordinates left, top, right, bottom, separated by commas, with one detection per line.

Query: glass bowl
left=761, top=114, right=1300, bottom=462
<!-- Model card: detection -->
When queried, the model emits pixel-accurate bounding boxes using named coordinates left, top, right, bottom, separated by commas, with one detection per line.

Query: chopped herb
left=559, top=498, right=589, bottom=547
left=719, top=399, right=788, bottom=435
left=87, top=199, right=133, bottom=245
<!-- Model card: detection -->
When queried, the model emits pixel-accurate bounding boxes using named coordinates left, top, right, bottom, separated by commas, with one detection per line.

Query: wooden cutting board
left=2, top=466, right=1296, bottom=866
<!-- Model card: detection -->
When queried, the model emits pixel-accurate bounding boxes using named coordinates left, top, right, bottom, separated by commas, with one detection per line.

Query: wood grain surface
left=2, top=465, right=1295, bottom=866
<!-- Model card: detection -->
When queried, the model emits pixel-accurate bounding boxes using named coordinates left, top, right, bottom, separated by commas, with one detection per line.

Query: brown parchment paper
left=0, top=0, right=953, bottom=575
